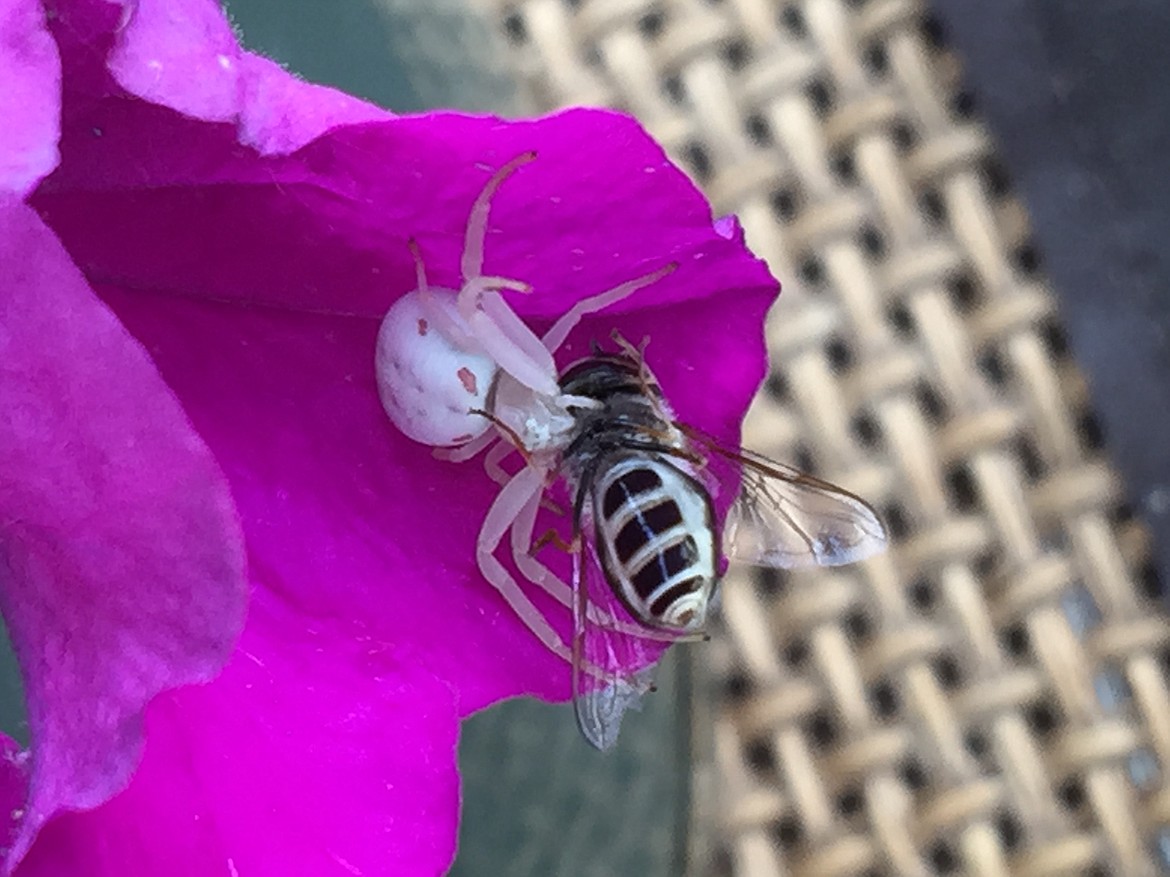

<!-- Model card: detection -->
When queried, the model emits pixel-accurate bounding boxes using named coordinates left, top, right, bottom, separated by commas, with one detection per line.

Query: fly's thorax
left=589, top=452, right=718, bottom=632
left=558, top=354, right=664, bottom=407
left=557, top=354, right=682, bottom=472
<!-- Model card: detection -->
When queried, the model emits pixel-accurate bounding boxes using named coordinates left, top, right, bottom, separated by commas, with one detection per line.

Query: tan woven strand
left=474, top=0, right=1170, bottom=873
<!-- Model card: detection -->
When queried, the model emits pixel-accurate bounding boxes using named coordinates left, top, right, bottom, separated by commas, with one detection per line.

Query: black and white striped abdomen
left=592, top=455, right=717, bottom=632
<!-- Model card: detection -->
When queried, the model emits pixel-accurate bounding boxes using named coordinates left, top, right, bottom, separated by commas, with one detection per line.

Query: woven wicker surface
left=471, top=0, right=1170, bottom=874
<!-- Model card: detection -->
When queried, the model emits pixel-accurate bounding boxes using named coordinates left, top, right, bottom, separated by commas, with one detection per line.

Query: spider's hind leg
left=512, top=493, right=693, bottom=642
left=476, top=465, right=575, bottom=664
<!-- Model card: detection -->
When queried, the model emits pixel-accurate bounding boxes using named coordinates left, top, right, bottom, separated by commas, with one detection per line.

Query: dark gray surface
left=930, top=0, right=1170, bottom=594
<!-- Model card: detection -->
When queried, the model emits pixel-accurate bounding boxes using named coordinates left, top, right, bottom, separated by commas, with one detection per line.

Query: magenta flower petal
left=235, top=53, right=390, bottom=155
left=35, top=102, right=777, bottom=712
left=49, top=0, right=387, bottom=156
left=0, top=200, right=247, bottom=867
left=8, top=0, right=779, bottom=870
left=16, top=594, right=459, bottom=877
left=0, top=0, right=59, bottom=196
left=105, top=0, right=243, bottom=122
left=102, top=0, right=389, bottom=153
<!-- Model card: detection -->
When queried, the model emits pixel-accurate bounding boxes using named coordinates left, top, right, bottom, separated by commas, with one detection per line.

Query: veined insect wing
left=676, top=423, right=889, bottom=569
left=570, top=531, right=663, bottom=750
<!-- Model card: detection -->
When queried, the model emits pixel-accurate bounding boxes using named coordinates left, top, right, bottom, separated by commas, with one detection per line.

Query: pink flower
left=0, top=0, right=779, bottom=874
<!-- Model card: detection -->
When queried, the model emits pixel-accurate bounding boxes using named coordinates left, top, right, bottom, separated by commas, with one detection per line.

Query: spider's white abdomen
left=375, top=289, right=497, bottom=447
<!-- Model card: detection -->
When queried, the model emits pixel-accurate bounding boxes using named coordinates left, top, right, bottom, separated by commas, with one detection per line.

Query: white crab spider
left=375, top=152, right=676, bottom=667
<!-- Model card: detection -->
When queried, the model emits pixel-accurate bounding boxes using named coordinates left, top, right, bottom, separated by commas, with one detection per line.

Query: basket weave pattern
left=473, top=0, right=1170, bottom=873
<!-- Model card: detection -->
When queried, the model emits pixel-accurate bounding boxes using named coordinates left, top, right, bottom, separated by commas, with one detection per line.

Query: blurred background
left=8, top=1, right=1170, bottom=875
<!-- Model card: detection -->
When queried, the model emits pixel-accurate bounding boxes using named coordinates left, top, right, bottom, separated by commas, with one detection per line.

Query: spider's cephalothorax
left=559, top=356, right=718, bottom=633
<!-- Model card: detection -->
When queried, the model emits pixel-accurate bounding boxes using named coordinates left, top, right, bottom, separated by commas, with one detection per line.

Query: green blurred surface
left=0, top=617, right=27, bottom=745
left=221, top=0, right=522, bottom=114
left=222, top=0, right=424, bottom=111
left=452, top=652, right=692, bottom=877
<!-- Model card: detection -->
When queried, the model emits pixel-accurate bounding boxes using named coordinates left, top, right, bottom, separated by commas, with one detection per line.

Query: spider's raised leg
left=407, top=239, right=474, bottom=349
left=462, top=152, right=536, bottom=281
left=541, top=263, right=677, bottom=355
left=454, top=152, right=560, bottom=397
left=466, top=261, right=678, bottom=396
left=461, top=283, right=559, bottom=396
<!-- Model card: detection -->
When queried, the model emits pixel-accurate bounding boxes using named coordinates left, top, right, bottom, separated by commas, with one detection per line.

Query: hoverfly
left=551, top=340, right=887, bottom=748
left=373, top=152, right=887, bottom=749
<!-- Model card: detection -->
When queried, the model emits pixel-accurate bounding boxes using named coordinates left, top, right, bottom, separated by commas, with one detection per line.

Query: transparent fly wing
left=570, top=534, right=665, bottom=751
left=726, top=459, right=887, bottom=567
left=573, top=655, right=655, bottom=751
left=676, top=423, right=889, bottom=570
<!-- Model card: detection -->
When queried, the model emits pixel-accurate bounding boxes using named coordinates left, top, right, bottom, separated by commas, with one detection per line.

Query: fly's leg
left=531, top=528, right=576, bottom=554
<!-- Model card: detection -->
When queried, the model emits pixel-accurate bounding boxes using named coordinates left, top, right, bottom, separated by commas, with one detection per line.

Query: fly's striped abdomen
left=593, top=455, right=717, bottom=631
